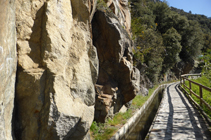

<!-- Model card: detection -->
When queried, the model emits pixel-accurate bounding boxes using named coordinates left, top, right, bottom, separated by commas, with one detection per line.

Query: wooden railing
left=180, top=73, right=211, bottom=112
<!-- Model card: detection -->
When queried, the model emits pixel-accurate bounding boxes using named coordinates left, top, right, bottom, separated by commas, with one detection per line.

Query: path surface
left=148, top=82, right=211, bottom=140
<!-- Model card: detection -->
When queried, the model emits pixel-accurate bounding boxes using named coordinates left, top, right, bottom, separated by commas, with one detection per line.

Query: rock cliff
left=14, top=0, right=98, bottom=139
left=0, top=0, right=16, bottom=140
left=0, top=0, right=140, bottom=139
left=92, top=0, right=140, bottom=122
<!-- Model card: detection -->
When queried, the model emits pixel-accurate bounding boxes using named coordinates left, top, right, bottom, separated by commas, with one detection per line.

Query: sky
left=161, top=0, right=211, bottom=17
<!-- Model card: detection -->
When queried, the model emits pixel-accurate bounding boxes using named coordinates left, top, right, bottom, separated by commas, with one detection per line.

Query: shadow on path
left=164, top=84, right=174, bottom=139
left=175, top=84, right=204, bottom=139
left=176, top=84, right=211, bottom=139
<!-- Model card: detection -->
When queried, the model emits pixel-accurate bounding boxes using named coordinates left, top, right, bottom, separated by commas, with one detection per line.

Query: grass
left=90, top=82, right=169, bottom=140
left=183, top=76, right=211, bottom=118
left=132, top=85, right=159, bottom=109
left=90, top=121, right=117, bottom=140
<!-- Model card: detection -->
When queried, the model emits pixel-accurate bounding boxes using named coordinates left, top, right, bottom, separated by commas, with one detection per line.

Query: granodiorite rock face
left=0, top=0, right=140, bottom=139
left=0, top=0, right=16, bottom=140
left=104, top=0, right=131, bottom=35
left=92, top=9, right=140, bottom=122
left=15, top=0, right=98, bottom=139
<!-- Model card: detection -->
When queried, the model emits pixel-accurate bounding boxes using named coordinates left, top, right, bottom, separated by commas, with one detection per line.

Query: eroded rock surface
left=105, top=0, right=131, bottom=35
left=0, top=0, right=16, bottom=140
left=92, top=10, right=140, bottom=122
left=0, top=0, right=141, bottom=139
left=15, top=0, right=98, bottom=139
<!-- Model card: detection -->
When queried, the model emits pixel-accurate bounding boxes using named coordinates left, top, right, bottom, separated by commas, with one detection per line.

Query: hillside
left=130, top=0, right=211, bottom=83
left=170, top=7, right=211, bottom=35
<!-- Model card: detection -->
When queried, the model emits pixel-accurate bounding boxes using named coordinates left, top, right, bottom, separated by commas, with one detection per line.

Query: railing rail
left=180, top=73, right=211, bottom=112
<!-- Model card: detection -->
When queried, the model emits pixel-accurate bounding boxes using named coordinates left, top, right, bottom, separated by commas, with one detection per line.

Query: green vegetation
left=97, top=0, right=107, bottom=8
left=132, top=85, right=159, bottom=108
left=202, top=50, right=211, bottom=82
left=130, top=0, right=211, bottom=83
left=90, top=121, right=117, bottom=140
left=96, top=0, right=112, bottom=13
left=184, top=76, right=211, bottom=118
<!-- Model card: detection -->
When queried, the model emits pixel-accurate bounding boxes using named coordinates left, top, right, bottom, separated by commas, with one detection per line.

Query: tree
left=152, top=1, right=172, bottom=34
left=202, top=51, right=211, bottom=83
left=138, top=29, right=164, bottom=83
left=202, top=34, right=211, bottom=53
left=162, top=27, right=182, bottom=71
left=180, top=20, right=204, bottom=61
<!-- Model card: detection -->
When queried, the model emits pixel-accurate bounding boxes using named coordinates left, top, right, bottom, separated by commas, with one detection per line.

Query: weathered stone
left=15, top=0, right=98, bottom=139
left=105, top=0, right=131, bottom=35
left=140, top=86, right=149, bottom=96
left=95, top=84, right=117, bottom=122
left=119, top=105, right=127, bottom=113
left=92, top=10, right=140, bottom=122
left=140, top=74, right=153, bottom=89
left=0, top=0, right=16, bottom=140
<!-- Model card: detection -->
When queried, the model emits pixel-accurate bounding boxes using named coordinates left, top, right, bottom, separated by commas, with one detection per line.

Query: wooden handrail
left=181, top=73, right=202, bottom=77
left=182, top=77, right=211, bottom=92
left=180, top=74, right=211, bottom=113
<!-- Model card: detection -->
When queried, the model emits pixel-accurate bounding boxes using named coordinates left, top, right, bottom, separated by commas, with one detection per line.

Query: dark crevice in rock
left=13, top=67, right=22, bottom=140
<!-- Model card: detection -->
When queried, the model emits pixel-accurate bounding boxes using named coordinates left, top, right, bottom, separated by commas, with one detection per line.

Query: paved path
left=148, top=82, right=211, bottom=140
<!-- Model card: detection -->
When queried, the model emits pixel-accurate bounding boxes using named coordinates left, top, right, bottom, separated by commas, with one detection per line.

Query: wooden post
left=199, top=86, right=203, bottom=106
left=189, top=81, right=191, bottom=95
left=183, top=78, right=185, bottom=88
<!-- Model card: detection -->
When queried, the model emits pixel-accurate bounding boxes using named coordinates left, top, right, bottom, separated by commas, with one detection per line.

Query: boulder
left=0, top=0, right=16, bottom=140
left=119, top=105, right=128, bottom=113
left=139, top=86, right=149, bottom=96
left=14, top=0, right=98, bottom=139
left=140, top=73, right=153, bottom=89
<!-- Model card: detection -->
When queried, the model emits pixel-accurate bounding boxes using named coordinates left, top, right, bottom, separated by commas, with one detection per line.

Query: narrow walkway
left=148, top=82, right=211, bottom=140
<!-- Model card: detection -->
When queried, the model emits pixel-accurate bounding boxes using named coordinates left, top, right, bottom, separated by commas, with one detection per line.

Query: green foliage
left=141, top=29, right=164, bottom=83
left=90, top=121, right=102, bottom=135
left=132, top=85, right=159, bottom=109
left=131, top=17, right=145, bottom=40
left=96, top=0, right=112, bottom=14
left=152, top=1, right=172, bottom=34
left=202, top=34, right=211, bottom=53
left=171, top=7, right=211, bottom=35
left=107, top=109, right=133, bottom=126
left=201, top=51, right=211, bottom=82
left=90, top=121, right=117, bottom=140
left=180, top=20, right=204, bottom=59
left=162, top=27, right=182, bottom=71
left=130, top=0, right=210, bottom=83
left=184, top=76, right=211, bottom=118
left=97, top=0, right=107, bottom=8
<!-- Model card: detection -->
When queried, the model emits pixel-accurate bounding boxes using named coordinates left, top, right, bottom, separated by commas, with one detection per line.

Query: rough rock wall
left=0, top=0, right=140, bottom=139
left=0, top=0, right=16, bottom=140
left=92, top=9, right=140, bottom=122
left=15, top=0, right=98, bottom=139
left=105, top=0, right=131, bottom=35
